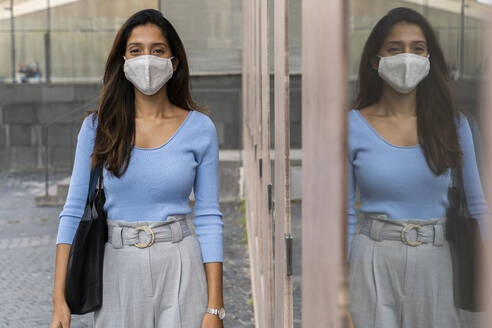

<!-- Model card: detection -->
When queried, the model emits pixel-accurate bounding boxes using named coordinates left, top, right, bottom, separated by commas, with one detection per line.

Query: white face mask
left=377, top=53, right=430, bottom=94
left=123, top=55, right=174, bottom=95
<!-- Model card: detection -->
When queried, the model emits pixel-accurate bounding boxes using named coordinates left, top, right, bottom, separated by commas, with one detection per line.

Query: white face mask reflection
left=123, top=55, right=174, bottom=95
left=377, top=53, right=430, bottom=94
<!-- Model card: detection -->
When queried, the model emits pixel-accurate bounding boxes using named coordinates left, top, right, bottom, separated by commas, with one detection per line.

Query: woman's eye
left=388, top=48, right=400, bottom=52
left=153, top=49, right=164, bottom=54
left=129, top=49, right=139, bottom=54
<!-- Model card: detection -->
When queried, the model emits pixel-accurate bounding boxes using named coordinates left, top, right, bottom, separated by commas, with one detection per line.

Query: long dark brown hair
left=354, top=7, right=462, bottom=175
left=88, top=9, right=204, bottom=178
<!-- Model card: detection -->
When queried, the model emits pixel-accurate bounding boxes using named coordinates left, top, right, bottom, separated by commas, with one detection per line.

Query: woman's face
left=125, top=23, right=174, bottom=60
left=378, top=22, right=428, bottom=58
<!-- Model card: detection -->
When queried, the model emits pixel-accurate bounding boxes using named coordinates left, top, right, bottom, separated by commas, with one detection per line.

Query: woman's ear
left=172, top=57, right=179, bottom=72
left=371, top=55, right=380, bottom=71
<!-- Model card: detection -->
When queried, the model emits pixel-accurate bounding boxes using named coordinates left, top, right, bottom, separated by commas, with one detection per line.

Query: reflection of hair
left=354, top=7, right=462, bottom=175
left=89, top=9, right=204, bottom=177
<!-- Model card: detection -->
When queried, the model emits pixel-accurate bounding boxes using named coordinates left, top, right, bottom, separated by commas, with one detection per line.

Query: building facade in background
left=0, top=0, right=488, bottom=82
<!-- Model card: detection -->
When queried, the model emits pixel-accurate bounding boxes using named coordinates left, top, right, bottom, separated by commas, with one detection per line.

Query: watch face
left=218, top=307, right=226, bottom=319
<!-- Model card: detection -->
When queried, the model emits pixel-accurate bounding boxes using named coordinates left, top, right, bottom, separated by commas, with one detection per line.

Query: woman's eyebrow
left=384, top=41, right=403, bottom=46
left=126, top=42, right=168, bottom=48
left=384, top=40, right=427, bottom=46
left=151, top=42, right=168, bottom=47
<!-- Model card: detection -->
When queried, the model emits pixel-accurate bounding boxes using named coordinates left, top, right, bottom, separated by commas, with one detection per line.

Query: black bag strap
left=81, top=165, right=100, bottom=221
left=97, top=165, right=103, bottom=191
left=450, top=167, right=459, bottom=189
left=450, top=166, right=474, bottom=220
left=451, top=167, right=466, bottom=194
left=87, top=165, right=101, bottom=203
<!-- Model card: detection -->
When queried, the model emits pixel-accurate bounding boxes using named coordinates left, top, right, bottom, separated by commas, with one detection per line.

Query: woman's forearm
left=204, top=262, right=224, bottom=308
left=52, top=243, right=71, bottom=304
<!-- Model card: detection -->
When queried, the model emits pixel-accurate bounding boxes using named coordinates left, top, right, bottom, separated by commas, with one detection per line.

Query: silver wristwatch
left=206, top=307, right=226, bottom=320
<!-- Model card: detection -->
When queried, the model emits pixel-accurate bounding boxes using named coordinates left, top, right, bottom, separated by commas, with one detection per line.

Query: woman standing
left=347, top=7, right=487, bottom=328
left=50, top=9, right=225, bottom=328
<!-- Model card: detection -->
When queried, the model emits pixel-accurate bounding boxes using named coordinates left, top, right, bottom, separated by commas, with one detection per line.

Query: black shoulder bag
left=446, top=167, right=483, bottom=312
left=65, top=165, right=108, bottom=314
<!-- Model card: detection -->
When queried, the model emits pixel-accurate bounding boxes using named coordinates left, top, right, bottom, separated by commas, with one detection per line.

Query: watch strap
left=206, top=308, right=218, bottom=315
left=206, top=307, right=225, bottom=320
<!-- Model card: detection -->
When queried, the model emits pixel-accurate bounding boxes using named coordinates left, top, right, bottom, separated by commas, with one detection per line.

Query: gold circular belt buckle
left=401, top=224, right=423, bottom=247
left=134, top=226, right=155, bottom=248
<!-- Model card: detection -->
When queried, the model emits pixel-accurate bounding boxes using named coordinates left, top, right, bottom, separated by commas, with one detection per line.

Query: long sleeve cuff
left=194, top=214, right=224, bottom=263
left=55, top=215, right=80, bottom=245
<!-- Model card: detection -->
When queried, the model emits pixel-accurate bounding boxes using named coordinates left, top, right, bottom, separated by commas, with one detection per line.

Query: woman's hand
left=49, top=300, right=71, bottom=328
left=51, top=244, right=72, bottom=327
left=201, top=313, right=224, bottom=328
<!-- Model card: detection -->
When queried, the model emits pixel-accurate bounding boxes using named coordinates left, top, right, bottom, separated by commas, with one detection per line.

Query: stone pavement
left=0, top=170, right=253, bottom=327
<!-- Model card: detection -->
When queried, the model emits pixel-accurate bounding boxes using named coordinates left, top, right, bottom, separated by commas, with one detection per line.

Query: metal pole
left=43, top=0, right=51, bottom=195
left=460, top=0, right=465, bottom=80
left=44, top=126, right=49, bottom=197
left=45, top=0, right=51, bottom=83
left=10, top=0, right=15, bottom=83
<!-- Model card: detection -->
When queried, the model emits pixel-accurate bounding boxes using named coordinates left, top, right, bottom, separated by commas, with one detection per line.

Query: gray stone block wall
left=9, top=124, right=32, bottom=147
left=0, top=83, right=100, bottom=171
left=191, top=75, right=243, bottom=149
left=3, top=103, right=37, bottom=124
left=51, top=146, right=75, bottom=168
left=0, top=124, right=7, bottom=148
left=5, top=147, right=39, bottom=169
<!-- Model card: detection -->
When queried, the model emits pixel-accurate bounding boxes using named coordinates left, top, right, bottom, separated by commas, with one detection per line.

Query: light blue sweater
left=56, top=110, right=224, bottom=263
left=348, top=109, right=488, bottom=248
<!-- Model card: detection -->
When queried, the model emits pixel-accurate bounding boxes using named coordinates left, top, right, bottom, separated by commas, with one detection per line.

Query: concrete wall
left=0, top=83, right=101, bottom=170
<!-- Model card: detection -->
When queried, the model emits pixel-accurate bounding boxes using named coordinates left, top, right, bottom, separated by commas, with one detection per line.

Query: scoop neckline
left=353, top=109, right=420, bottom=150
left=133, top=110, right=194, bottom=151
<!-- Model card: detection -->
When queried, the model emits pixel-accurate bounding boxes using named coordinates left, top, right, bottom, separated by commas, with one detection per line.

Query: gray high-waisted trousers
left=93, top=215, right=208, bottom=328
left=349, top=213, right=481, bottom=328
